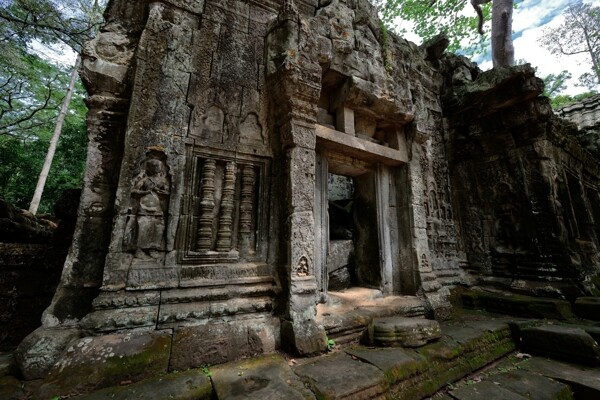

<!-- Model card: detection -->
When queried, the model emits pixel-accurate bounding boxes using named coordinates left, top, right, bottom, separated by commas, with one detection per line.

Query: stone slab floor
left=1, top=311, right=599, bottom=399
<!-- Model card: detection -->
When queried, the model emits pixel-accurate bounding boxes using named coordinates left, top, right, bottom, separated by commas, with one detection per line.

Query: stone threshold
left=316, top=288, right=428, bottom=345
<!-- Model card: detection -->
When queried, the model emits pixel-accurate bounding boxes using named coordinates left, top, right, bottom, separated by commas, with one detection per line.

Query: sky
left=398, top=0, right=600, bottom=96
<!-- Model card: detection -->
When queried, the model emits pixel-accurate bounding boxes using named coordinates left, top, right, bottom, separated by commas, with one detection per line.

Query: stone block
left=328, top=266, right=353, bottom=291
left=574, top=297, right=600, bottom=321
left=281, top=319, right=326, bottom=356
left=345, top=347, right=427, bottom=383
left=370, top=317, right=441, bottom=348
left=520, top=325, right=600, bottom=366
left=520, top=357, right=600, bottom=399
left=80, top=306, right=158, bottom=333
left=326, top=240, right=353, bottom=273
left=212, top=355, right=311, bottom=400
left=461, top=289, right=573, bottom=320
left=449, top=380, right=531, bottom=400
left=75, top=369, right=212, bottom=400
left=36, top=330, right=172, bottom=398
left=169, top=318, right=278, bottom=371
left=293, top=352, right=385, bottom=399
left=162, top=0, right=205, bottom=15
left=15, top=327, right=81, bottom=380
left=489, top=369, right=573, bottom=400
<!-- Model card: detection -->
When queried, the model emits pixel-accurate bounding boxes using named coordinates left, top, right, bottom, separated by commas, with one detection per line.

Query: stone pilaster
left=266, top=0, right=326, bottom=355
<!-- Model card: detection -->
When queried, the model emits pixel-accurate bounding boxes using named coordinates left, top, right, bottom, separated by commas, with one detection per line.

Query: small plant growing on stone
left=326, top=338, right=336, bottom=351
left=201, top=365, right=212, bottom=378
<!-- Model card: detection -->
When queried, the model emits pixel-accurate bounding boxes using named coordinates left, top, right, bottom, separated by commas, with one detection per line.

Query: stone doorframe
left=314, top=123, right=407, bottom=300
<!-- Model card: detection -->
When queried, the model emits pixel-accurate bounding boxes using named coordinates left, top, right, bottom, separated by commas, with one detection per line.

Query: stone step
left=517, top=324, right=600, bottom=366
left=520, top=357, right=600, bottom=399
left=461, top=288, right=573, bottom=319
left=447, top=370, right=573, bottom=400
left=318, top=294, right=427, bottom=345
left=574, top=297, right=600, bottom=321
left=293, top=318, right=516, bottom=399
left=369, top=317, right=441, bottom=348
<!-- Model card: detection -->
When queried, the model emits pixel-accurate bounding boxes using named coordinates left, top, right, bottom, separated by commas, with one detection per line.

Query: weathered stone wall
left=16, top=0, right=461, bottom=381
left=559, top=94, right=600, bottom=131
left=0, top=244, right=63, bottom=350
left=558, top=95, right=600, bottom=159
left=19, top=0, right=600, bottom=389
left=0, top=193, right=78, bottom=350
left=443, top=59, right=600, bottom=299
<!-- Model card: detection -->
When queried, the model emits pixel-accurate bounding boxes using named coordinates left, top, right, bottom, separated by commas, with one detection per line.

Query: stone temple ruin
left=11, top=0, right=600, bottom=391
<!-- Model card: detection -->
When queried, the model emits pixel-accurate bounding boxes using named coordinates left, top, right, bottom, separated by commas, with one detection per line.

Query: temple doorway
left=315, top=153, right=392, bottom=301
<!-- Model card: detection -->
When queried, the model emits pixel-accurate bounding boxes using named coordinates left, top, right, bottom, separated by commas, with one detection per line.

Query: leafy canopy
left=540, top=0, right=600, bottom=91
left=0, top=0, right=106, bottom=212
left=375, top=0, right=493, bottom=55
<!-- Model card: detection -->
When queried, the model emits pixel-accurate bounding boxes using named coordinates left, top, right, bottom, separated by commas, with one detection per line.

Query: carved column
left=239, top=164, right=257, bottom=255
left=196, top=159, right=216, bottom=251
left=216, top=161, right=236, bottom=252
left=266, top=0, right=326, bottom=356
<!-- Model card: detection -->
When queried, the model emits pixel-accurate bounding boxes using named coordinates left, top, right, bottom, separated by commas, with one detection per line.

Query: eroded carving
left=296, top=256, right=309, bottom=276
left=195, top=105, right=225, bottom=141
left=239, top=113, right=264, bottom=144
left=124, top=148, right=170, bottom=257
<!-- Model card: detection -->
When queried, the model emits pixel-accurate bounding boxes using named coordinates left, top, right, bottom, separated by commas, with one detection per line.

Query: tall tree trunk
left=491, top=0, right=514, bottom=67
left=29, top=56, right=81, bottom=215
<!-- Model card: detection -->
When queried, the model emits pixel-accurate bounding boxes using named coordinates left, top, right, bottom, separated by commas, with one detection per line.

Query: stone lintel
left=316, top=124, right=408, bottom=166
left=330, top=76, right=414, bottom=124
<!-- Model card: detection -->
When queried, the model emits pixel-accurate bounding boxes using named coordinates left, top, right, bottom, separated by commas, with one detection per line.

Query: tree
left=377, top=0, right=491, bottom=55
left=542, top=70, right=572, bottom=97
left=0, top=89, right=88, bottom=213
left=29, top=56, right=80, bottom=214
left=540, top=1, right=600, bottom=90
left=378, top=0, right=515, bottom=67
left=0, top=0, right=105, bottom=212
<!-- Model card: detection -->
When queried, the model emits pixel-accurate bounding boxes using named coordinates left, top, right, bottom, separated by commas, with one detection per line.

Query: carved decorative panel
left=178, top=149, right=270, bottom=264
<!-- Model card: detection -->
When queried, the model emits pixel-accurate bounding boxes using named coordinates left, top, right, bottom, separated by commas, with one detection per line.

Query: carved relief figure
left=125, top=148, right=170, bottom=257
left=195, top=105, right=225, bottom=142
left=297, top=257, right=309, bottom=276
left=492, top=182, right=521, bottom=252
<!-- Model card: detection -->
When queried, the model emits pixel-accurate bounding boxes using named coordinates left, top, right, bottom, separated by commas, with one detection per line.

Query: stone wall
left=0, top=193, right=78, bottom=350
left=443, top=60, right=600, bottom=299
left=0, top=244, right=63, bottom=350
left=16, top=0, right=459, bottom=380
left=14, top=0, right=600, bottom=386
left=558, top=95, right=600, bottom=159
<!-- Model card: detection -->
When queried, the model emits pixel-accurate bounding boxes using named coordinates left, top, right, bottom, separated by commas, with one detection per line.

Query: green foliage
left=550, top=91, right=599, bottom=110
left=0, top=0, right=105, bottom=51
left=540, top=1, right=600, bottom=91
left=201, top=365, right=212, bottom=378
left=326, top=338, right=335, bottom=351
left=0, top=0, right=105, bottom=212
left=0, top=89, right=87, bottom=213
left=542, top=70, right=572, bottom=98
left=376, top=0, right=492, bottom=55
